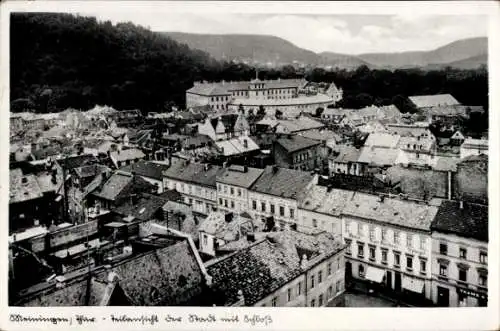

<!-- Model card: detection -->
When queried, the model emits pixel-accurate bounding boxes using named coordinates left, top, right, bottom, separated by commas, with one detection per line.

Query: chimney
left=300, top=254, right=308, bottom=271
left=327, top=184, right=333, bottom=192
left=243, top=166, right=248, bottom=173
left=272, top=165, right=279, bottom=174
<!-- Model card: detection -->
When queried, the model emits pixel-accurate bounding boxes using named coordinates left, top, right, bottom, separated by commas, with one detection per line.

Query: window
left=328, top=286, right=333, bottom=298
left=223, top=185, right=227, bottom=194
left=311, top=275, right=315, bottom=288
left=270, top=204, right=275, bottom=214
left=439, top=264, right=448, bottom=277
left=345, top=220, right=351, bottom=235
left=357, top=243, right=364, bottom=258
left=394, top=252, right=401, bottom=267
left=297, top=282, right=302, bottom=296
left=358, top=264, right=365, bottom=278
left=237, top=188, right=241, bottom=197
left=406, top=234, right=413, bottom=248
left=439, top=243, right=448, bottom=255
left=230, top=200, right=235, bottom=209
left=406, top=256, right=413, bottom=271
left=458, top=293, right=467, bottom=307
left=310, top=299, right=315, bottom=307
left=289, top=208, right=295, bottom=219
left=230, top=187, right=234, bottom=195
left=381, top=249, right=388, bottom=264
left=369, top=246, right=376, bottom=261
left=357, top=223, right=363, bottom=236
left=287, top=288, right=292, bottom=302
left=420, top=259, right=426, bottom=274
left=312, top=219, right=318, bottom=228
left=369, top=226, right=375, bottom=242
left=458, top=268, right=467, bottom=282
left=381, top=228, right=387, bottom=242
left=479, top=251, right=487, bottom=264
left=219, top=198, right=223, bottom=205
left=394, top=231, right=400, bottom=245
left=203, top=234, right=207, bottom=246
left=345, top=239, right=352, bottom=255
left=420, top=236, right=426, bottom=250
left=261, top=202, right=266, bottom=212
left=328, top=263, right=332, bottom=276
left=479, top=273, right=487, bottom=287
left=272, top=297, right=277, bottom=307
left=318, top=294, right=323, bottom=306
left=318, top=271, right=323, bottom=284
left=336, top=280, right=341, bottom=293
left=224, top=199, right=228, bottom=207
left=252, top=200, right=257, bottom=210
left=279, top=206, right=285, bottom=217
left=459, top=248, right=467, bottom=259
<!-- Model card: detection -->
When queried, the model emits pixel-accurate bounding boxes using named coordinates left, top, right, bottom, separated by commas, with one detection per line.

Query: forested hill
left=10, top=13, right=231, bottom=113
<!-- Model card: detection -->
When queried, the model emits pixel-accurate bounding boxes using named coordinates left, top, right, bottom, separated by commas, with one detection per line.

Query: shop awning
left=365, top=266, right=385, bottom=283
left=402, top=276, right=425, bottom=293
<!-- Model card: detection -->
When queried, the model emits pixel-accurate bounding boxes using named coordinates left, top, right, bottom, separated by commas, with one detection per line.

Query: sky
left=80, top=11, right=488, bottom=54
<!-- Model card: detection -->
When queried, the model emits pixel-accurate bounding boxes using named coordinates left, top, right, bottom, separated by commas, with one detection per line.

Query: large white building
left=186, top=78, right=342, bottom=117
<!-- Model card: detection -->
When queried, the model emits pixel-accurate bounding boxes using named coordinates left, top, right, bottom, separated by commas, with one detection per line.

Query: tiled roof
left=206, top=229, right=343, bottom=306
left=357, top=146, right=399, bottom=167
left=56, top=154, right=99, bottom=171
left=409, top=94, right=460, bottom=108
left=111, top=194, right=169, bottom=221
left=163, top=162, right=223, bottom=188
left=92, top=171, right=154, bottom=201
left=364, top=133, right=401, bottom=148
left=215, top=136, right=260, bottom=156
left=74, top=164, right=111, bottom=179
left=10, top=170, right=43, bottom=204
left=298, top=129, right=341, bottom=143
left=274, top=135, right=321, bottom=153
left=343, top=192, right=439, bottom=231
left=110, top=148, right=145, bottom=162
left=332, top=146, right=362, bottom=163
left=431, top=201, right=488, bottom=241
left=299, top=185, right=355, bottom=216
left=216, top=165, right=264, bottom=188
left=250, top=166, right=313, bottom=200
left=198, top=211, right=254, bottom=240
left=433, top=156, right=459, bottom=172
left=120, top=160, right=169, bottom=180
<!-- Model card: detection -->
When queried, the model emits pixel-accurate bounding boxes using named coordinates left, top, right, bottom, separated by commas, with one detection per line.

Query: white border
left=1, top=2, right=499, bottom=331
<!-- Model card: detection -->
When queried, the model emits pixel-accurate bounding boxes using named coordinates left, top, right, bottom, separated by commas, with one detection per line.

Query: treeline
left=11, top=13, right=489, bottom=116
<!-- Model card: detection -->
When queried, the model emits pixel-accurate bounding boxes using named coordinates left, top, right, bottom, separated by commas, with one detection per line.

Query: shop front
left=456, top=286, right=488, bottom=307
left=364, top=266, right=386, bottom=294
left=401, top=276, right=428, bottom=306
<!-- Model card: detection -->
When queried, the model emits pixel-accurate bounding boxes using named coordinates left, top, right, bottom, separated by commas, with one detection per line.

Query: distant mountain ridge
left=163, top=32, right=487, bottom=70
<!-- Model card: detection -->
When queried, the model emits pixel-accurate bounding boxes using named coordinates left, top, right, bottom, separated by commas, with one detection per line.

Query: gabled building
left=119, top=160, right=170, bottom=193
left=430, top=201, right=488, bottom=307
left=408, top=94, right=460, bottom=109
left=248, top=166, right=315, bottom=227
left=273, top=135, right=322, bottom=171
left=197, top=113, right=250, bottom=141
left=109, top=148, right=146, bottom=169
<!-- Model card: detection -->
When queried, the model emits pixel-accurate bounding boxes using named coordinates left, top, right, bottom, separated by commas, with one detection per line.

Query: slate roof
left=343, top=192, right=439, bottom=231
left=274, top=135, right=321, bottom=153
left=163, top=162, right=223, bottom=188
left=216, top=165, right=264, bottom=188
left=409, top=94, right=460, bottom=108
left=250, top=166, right=313, bottom=200
left=119, top=160, right=169, bottom=180
left=431, top=201, right=488, bottom=241
left=299, top=185, right=355, bottom=216
left=206, top=229, right=343, bottom=306
left=332, top=146, right=362, bottom=163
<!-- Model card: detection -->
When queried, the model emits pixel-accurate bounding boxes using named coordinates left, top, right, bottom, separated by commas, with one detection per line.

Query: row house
left=395, top=135, right=437, bottom=167
left=430, top=201, right=488, bottom=307
left=119, top=160, right=169, bottom=194
left=206, top=229, right=346, bottom=307
left=163, top=161, right=223, bottom=215
left=216, top=165, right=264, bottom=214
left=342, top=193, right=439, bottom=305
left=273, top=134, right=323, bottom=171
left=248, top=166, right=315, bottom=228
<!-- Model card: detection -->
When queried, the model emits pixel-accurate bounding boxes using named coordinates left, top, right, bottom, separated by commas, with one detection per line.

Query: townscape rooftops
left=217, top=165, right=264, bottom=188
left=198, top=211, right=253, bottom=239
left=420, top=104, right=472, bottom=117
left=250, top=166, right=314, bottom=200
left=111, top=194, right=169, bottom=221
left=431, top=201, right=488, bottom=242
left=120, top=160, right=169, bottom=181
left=398, top=136, right=435, bottom=152
left=433, top=156, right=459, bottom=172
left=229, top=93, right=334, bottom=107
left=274, top=134, right=321, bottom=154
left=357, top=146, right=400, bottom=167
left=10, top=170, right=44, bottom=204
left=73, top=164, right=111, bottom=179
left=188, top=78, right=306, bottom=96
left=299, top=185, right=355, bottom=216
left=409, top=94, right=460, bottom=108
left=332, top=146, right=362, bottom=163
left=461, top=138, right=488, bottom=149
left=275, top=116, right=325, bottom=133
left=298, top=129, right=341, bottom=143
left=92, top=171, right=154, bottom=201
left=163, top=162, right=223, bottom=188
left=343, top=192, right=439, bottom=231
left=56, top=154, right=100, bottom=171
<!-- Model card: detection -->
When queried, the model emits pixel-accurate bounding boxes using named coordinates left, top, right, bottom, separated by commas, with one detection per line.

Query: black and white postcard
left=1, top=1, right=499, bottom=330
